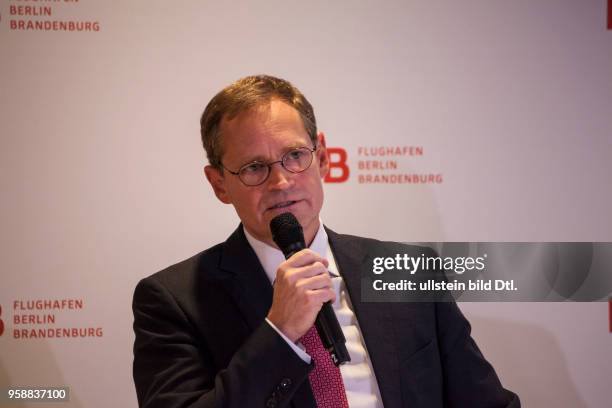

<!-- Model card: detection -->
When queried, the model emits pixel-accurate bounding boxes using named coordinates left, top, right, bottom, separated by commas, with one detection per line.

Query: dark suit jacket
left=133, top=225, right=520, bottom=408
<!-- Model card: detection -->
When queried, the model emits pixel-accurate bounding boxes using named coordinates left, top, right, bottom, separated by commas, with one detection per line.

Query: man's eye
left=287, top=149, right=305, bottom=160
left=241, top=163, right=266, bottom=174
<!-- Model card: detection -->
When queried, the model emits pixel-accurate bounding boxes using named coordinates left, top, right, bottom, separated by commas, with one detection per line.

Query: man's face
left=204, top=99, right=329, bottom=247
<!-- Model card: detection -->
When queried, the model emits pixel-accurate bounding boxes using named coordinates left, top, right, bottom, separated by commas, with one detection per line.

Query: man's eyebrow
left=238, top=155, right=267, bottom=165
left=237, top=144, right=308, bottom=165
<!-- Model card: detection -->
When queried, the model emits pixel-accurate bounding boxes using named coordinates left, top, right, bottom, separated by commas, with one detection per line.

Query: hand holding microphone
left=266, top=212, right=350, bottom=366
left=266, top=249, right=334, bottom=342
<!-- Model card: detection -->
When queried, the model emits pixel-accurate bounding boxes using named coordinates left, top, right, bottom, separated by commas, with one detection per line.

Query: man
left=132, top=75, right=520, bottom=407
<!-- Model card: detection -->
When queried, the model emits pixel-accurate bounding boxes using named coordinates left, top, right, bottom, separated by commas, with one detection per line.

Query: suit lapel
left=218, top=225, right=274, bottom=330
left=327, top=227, right=403, bottom=408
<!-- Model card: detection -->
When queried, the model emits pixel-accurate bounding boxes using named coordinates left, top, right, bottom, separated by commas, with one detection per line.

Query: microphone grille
left=270, top=212, right=304, bottom=251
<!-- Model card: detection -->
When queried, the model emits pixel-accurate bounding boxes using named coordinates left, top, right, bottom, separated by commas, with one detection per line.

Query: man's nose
left=267, top=162, right=293, bottom=190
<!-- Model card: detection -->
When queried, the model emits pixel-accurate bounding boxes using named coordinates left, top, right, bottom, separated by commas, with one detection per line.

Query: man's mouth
left=268, top=200, right=298, bottom=210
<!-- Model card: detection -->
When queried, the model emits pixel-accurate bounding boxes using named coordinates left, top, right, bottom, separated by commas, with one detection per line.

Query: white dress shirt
left=244, top=223, right=384, bottom=408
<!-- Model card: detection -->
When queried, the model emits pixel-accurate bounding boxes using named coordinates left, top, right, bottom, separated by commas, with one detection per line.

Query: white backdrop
left=1, top=1, right=611, bottom=406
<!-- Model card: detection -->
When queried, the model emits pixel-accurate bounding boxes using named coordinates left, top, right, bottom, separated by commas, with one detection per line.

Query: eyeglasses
left=221, top=145, right=318, bottom=186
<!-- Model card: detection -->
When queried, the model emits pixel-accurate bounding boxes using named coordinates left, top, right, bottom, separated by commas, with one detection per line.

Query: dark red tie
left=300, top=326, right=350, bottom=408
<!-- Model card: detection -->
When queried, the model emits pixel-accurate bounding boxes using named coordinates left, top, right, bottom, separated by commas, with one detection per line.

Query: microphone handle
left=315, top=302, right=351, bottom=366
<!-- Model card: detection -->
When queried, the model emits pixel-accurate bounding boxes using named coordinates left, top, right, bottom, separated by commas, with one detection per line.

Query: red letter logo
left=0, top=305, right=4, bottom=337
left=325, top=147, right=350, bottom=183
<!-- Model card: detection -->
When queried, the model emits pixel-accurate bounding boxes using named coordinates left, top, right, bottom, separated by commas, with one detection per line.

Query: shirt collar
left=243, top=221, right=334, bottom=284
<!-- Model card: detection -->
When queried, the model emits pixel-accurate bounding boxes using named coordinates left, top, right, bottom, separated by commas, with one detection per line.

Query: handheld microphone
left=270, top=212, right=350, bottom=366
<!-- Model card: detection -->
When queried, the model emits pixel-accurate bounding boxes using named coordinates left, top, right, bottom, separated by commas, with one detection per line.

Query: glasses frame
left=221, top=145, right=318, bottom=186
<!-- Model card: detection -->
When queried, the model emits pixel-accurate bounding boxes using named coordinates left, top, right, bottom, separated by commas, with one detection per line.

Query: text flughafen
left=10, top=299, right=104, bottom=339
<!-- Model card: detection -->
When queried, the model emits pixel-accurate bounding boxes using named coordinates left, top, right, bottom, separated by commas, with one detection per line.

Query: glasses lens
left=283, top=147, right=314, bottom=173
left=239, top=162, right=269, bottom=186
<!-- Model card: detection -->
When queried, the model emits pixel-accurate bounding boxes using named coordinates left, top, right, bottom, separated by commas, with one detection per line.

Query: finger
left=287, top=261, right=330, bottom=281
left=296, top=273, right=333, bottom=291
left=287, top=249, right=329, bottom=268
left=306, top=287, right=336, bottom=305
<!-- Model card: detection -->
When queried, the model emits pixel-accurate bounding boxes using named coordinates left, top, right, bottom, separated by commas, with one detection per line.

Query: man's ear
left=204, top=165, right=231, bottom=204
left=315, top=132, right=330, bottom=178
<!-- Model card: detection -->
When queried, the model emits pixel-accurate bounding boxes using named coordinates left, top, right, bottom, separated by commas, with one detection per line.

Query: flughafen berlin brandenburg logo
left=324, top=146, right=443, bottom=185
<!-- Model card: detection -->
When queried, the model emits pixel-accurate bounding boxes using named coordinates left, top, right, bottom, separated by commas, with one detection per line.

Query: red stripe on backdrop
left=609, top=0, right=612, bottom=29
